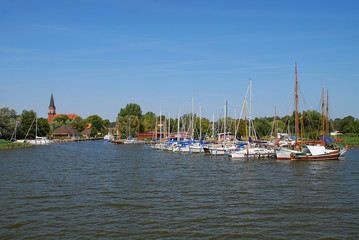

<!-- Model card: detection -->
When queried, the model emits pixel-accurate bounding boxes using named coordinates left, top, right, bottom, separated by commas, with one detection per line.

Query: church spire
left=48, top=92, right=56, bottom=123
left=49, top=92, right=55, bottom=108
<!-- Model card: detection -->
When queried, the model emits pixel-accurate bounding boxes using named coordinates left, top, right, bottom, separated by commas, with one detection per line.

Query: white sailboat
left=230, top=79, right=274, bottom=158
left=25, top=113, right=52, bottom=145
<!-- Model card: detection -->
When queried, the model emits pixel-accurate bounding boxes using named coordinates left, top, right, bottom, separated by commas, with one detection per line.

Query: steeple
left=48, top=92, right=56, bottom=123
left=49, top=92, right=55, bottom=108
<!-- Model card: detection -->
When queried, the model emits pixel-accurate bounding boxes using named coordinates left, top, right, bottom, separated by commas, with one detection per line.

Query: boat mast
left=224, top=101, right=227, bottom=145
left=168, top=111, right=170, bottom=139
left=212, top=113, right=215, bottom=142
left=322, top=87, right=325, bottom=145
left=326, top=89, right=329, bottom=135
left=191, top=95, right=194, bottom=141
left=177, top=110, right=180, bottom=142
left=35, top=113, right=38, bottom=144
left=248, top=79, right=252, bottom=140
left=155, top=116, right=157, bottom=140
left=245, top=98, right=248, bottom=142
left=274, top=105, right=277, bottom=140
left=295, top=62, right=298, bottom=146
left=159, top=110, right=162, bottom=142
left=234, top=107, right=237, bottom=140
left=199, top=105, right=202, bottom=141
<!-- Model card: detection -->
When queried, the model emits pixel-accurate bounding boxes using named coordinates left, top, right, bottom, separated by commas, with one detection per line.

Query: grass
left=0, top=139, right=31, bottom=149
left=338, top=134, right=359, bottom=147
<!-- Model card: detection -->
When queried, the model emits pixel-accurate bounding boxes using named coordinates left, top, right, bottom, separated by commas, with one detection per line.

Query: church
left=48, top=93, right=78, bottom=123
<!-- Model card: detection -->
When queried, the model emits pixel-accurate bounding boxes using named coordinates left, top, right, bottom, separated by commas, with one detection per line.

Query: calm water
left=1, top=141, right=358, bottom=239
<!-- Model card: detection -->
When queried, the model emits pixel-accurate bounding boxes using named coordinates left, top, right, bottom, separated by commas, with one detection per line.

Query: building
left=51, top=126, right=80, bottom=138
left=48, top=93, right=78, bottom=123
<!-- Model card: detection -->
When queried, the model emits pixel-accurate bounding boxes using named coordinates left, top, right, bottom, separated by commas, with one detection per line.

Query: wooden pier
left=52, top=137, right=103, bottom=143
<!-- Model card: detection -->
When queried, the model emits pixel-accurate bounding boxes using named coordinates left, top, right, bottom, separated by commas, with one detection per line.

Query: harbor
left=1, top=141, right=358, bottom=239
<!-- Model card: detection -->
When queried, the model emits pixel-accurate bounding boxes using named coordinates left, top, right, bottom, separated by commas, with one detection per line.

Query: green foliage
left=119, top=103, right=142, bottom=118
left=140, top=112, right=156, bottom=132
left=16, top=110, right=50, bottom=139
left=17, top=110, right=36, bottom=139
left=0, top=107, right=18, bottom=139
left=85, top=115, right=107, bottom=136
left=53, top=115, right=70, bottom=123
left=37, top=118, right=50, bottom=137
left=118, top=115, right=140, bottom=138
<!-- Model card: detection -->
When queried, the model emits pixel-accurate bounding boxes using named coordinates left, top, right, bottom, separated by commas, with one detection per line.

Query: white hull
left=231, top=147, right=274, bottom=158
left=275, top=147, right=300, bottom=160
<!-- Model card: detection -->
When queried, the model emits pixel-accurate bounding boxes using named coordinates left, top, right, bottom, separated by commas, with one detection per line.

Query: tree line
left=0, top=107, right=110, bottom=139
left=116, top=103, right=359, bottom=140
left=1, top=104, right=357, bottom=140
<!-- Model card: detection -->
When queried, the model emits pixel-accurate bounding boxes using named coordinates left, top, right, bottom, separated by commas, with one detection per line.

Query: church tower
left=48, top=92, right=56, bottom=123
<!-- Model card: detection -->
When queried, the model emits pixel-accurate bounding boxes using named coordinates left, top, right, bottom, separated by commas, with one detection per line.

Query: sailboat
left=203, top=101, right=236, bottom=155
left=25, top=113, right=52, bottom=145
left=290, top=88, right=346, bottom=160
left=275, top=63, right=301, bottom=160
left=230, top=79, right=274, bottom=158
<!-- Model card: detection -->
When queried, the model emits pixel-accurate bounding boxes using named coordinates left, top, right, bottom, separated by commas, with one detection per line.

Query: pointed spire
left=49, top=92, right=55, bottom=108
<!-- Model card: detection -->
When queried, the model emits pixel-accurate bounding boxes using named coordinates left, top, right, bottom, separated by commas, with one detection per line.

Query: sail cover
left=318, top=134, right=336, bottom=144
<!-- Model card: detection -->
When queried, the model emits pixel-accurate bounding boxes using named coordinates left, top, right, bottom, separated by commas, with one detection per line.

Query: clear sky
left=1, top=0, right=358, bottom=121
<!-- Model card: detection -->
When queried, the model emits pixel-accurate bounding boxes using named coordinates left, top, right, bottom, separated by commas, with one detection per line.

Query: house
left=52, top=126, right=80, bottom=138
left=81, top=128, right=92, bottom=137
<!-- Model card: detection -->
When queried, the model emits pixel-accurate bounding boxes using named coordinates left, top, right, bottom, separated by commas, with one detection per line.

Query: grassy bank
left=0, top=139, right=31, bottom=149
left=339, top=134, right=359, bottom=147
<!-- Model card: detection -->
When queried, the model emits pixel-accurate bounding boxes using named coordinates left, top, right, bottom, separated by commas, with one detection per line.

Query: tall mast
left=35, top=113, right=38, bottom=144
left=234, top=107, right=237, bottom=140
left=191, top=95, right=194, bottom=141
left=224, top=101, right=227, bottom=144
left=177, top=110, right=180, bottom=142
left=322, top=87, right=325, bottom=145
left=249, top=79, right=252, bottom=139
left=326, top=89, right=329, bottom=135
left=155, top=116, right=157, bottom=140
left=295, top=62, right=298, bottom=146
left=159, top=110, right=162, bottom=141
left=199, top=105, right=202, bottom=141
left=168, top=112, right=171, bottom=139
left=212, top=113, right=215, bottom=142
left=245, top=98, right=248, bottom=142
left=117, top=116, right=120, bottom=138
left=274, top=105, right=277, bottom=139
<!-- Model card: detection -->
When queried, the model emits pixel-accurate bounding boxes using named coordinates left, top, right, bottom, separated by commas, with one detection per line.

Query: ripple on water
left=0, top=142, right=359, bottom=239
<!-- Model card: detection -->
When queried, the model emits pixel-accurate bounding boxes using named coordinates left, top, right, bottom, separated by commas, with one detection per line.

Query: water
left=1, top=141, right=359, bottom=239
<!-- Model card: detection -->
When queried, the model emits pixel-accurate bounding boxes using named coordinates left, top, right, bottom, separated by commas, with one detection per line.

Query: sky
left=1, top=0, right=358, bottom=122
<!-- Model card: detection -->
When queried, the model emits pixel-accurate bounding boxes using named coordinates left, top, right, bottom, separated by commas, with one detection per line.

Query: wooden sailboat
left=275, top=63, right=301, bottom=160
left=290, top=88, right=344, bottom=160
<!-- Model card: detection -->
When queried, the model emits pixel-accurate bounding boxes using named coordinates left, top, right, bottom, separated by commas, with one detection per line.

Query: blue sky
left=1, top=0, right=358, bottom=121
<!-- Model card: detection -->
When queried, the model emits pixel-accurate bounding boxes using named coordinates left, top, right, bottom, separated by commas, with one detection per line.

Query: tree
left=0, top=107, right=18, bottom=139
left=53, top=115, right=70, bottom=123
left=140, top=112, right=156, bottom=132
left=118, top=103, right=142, bottom=118
left=17, top=110, right=36, bottom=139
left=85, top=115, right=108, bottom=136
left=16, top=110, right=50, bottom=139
left=37, top=118, right=50, bottom=137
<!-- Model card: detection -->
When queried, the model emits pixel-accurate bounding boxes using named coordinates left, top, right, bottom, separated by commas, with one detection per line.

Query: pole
left=326, top=89, right=329, bottom=135
left=200, top=105, right=202, bottom=141
left=295, top=62, right=298, bottom=146
left=322, top=87, right=325, bottom=145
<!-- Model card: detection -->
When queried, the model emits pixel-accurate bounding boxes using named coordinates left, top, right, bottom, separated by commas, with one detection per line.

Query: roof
left=81, top=128, right=91, bottom=135
left=49, top=92, right=55, bottom=108
left=53, top=114, right=78, bottom=120
left=52, top=126, right=80, bottom=135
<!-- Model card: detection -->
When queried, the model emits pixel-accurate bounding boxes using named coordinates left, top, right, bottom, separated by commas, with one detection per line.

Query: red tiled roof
left=53, top=114, right=78, bottom=119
